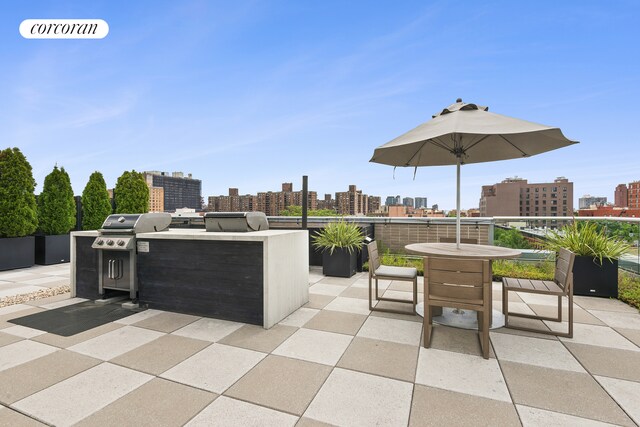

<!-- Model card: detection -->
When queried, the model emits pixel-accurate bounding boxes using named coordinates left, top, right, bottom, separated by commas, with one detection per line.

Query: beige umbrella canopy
left=370, top=99, right=578, bottom=247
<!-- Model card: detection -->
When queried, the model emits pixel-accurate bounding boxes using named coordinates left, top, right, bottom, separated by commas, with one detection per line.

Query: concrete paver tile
left=304, top=368, right=413, bottom=427
left=110, top=334, right=210, bottom=376
left=225, top=354, right=332, bottom=415
left=68, top=325, right=165, bottom=360
left=75, top=378, right=216, bottom=427
left=218, top=324, right=298, bottom=353
left=303, top=309, right=367, bottom=335
left=12, top=363, right=153, bottom=427
left=410, top=385, right=520, bottom=426
left=337, top=337, right=418, bottom=382
left=161, top=343, right=266, bottom=394
left=356, top=316, right=422, bottom=346
left=0, top=349, right=100, bottom=405
left=186, top=396, right=297, bottom=427
left=272, top=328, right=352, bottom=366
left=500, top=361, right=634, bottom=426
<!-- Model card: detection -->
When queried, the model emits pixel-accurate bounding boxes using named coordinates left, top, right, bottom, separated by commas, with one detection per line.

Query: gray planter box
left=35, top=234, right=70, bottom=265
left=322, top=248, right=357, bottom=278
left=572, top=256, right=618, bottom=298
left=0, top=236, right=35, bottom=271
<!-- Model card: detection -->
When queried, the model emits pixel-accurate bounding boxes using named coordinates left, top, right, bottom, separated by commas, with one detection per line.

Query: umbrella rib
left=404, top=141, right=428, bottom=166
left=498, top=134, right=529, bottom=157
left=464, top=135, right=491, bottom=153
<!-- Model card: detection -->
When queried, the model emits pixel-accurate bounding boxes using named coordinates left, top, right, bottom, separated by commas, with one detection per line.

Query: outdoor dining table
left=405, top=242, right=522, bottom=329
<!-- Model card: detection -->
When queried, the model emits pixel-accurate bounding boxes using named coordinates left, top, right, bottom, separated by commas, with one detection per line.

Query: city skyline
left=2, top=2, right=639, bottom=209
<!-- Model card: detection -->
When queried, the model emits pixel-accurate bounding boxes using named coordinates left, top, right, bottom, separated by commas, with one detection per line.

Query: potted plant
left=35, top=166, right=76, bottom=265
left=544, top=222, right=630, bottom=297
left=81, top=171, right=113, bottom=230
left=312, top=220, right=364, bottom=278
left=0, top=147, right=38, bottom=270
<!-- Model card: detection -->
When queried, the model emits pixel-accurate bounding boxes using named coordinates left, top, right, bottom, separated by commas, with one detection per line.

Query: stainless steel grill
left=91, top=213, right=171, bottom=299
left=204, top=212, right=269, bottom=232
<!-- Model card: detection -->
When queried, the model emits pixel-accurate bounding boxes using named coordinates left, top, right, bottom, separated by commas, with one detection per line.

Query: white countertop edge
left=136, top=228, right=306, bottom=241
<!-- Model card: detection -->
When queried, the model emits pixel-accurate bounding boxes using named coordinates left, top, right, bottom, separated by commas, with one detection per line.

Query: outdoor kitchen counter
left=71, top=229, right=309, bottom=329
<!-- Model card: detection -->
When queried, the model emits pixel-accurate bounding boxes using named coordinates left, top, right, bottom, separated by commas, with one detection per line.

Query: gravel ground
left=0, top=285, right=71, bottom=308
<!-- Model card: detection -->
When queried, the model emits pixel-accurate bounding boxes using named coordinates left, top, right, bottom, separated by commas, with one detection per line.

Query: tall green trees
left=0, top=147, right=37, bottom=237
left=37, top=166, right=76, bottom=235
left=114, top=170, right=149, bottom=214
left=81, top=171, right=112, bottom=230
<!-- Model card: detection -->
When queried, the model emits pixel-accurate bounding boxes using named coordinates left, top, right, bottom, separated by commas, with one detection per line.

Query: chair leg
left=503, top=288, right=510, bottom=327
left=568, top=293, right=574, bottom=339
left=368, top=275, right=374, bottom=311
left=375, top=278, right=380, bottom=300
left=558, top=295, right=563, bottom=322
left=413, top=278, right=418, bottom=314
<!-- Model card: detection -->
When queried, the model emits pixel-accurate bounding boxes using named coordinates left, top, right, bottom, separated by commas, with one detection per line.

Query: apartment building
left=479, top=177, right=573, bottom=217
left=143, top=171, right=202, bottom=212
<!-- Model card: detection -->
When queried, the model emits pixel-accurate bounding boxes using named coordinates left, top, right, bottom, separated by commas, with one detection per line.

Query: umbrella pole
left=456, top=156, right=461, bottom=249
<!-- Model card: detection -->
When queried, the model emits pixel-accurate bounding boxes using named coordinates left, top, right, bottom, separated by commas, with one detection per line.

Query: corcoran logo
left=20, top=19, right=109, bottom=39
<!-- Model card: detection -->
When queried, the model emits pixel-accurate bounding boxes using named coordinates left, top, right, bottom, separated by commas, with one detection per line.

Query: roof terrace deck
left=0, top=264, right=639, bottom=426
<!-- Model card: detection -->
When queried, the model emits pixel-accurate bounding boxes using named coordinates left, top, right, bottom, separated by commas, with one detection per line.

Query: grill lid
left=100, top=213, right=172, bottom=233
left=204, top=212, right=269, bottom=232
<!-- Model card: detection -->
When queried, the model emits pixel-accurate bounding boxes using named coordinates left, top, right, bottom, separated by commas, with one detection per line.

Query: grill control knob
left=96, top=239, right=104, bottom=246
left=106, top=239, right=114, bottom=246
left=117, top=239, right=125, bottom=246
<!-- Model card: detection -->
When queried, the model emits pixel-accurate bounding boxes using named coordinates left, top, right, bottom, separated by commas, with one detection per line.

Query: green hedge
left=114, top=170, right=149, bottom=214
left=0, top=147, right=37, bottom=237
left=82, top=171, right=112, bottom=230
left=37, top=166, right=76, bottom=235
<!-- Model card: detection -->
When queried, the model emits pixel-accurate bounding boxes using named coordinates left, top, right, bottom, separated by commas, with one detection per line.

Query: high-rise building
left=385, top=195, right=401, bottom=206
left=143, top=171, right=202, bottom=212
left=578, top=195, right=607, bottom=209
left=479, top=177, right=573, bottom=218
left=402, top=197, right=414, bottom=208
left=615, top=184, right=628, bottom=208
left=208, top=183, right=316, bottom=215
left=148, top=186, right=164, bottom=212
left=367, top=196, right=382, bottom=214
left=336, top=185, right=369, bottom=215
left=629, top=181, right=640, bottom=209
left=317, top=194, right=335, bottom=211
left=415, top=197, right=428, bottom=209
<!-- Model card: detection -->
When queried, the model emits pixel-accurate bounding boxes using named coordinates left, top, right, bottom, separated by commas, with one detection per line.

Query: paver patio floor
left=0, top=264, right=639, bottom=426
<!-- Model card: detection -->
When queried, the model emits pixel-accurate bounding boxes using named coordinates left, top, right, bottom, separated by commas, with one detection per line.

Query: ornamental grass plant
left=543, top=221, right=630, bottom=264
left=312, top=220, right=364, bottom=255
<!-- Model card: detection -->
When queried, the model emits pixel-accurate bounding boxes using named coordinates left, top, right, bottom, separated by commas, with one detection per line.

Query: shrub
left=619, top=271, right=640, bottom=310
left=491, top=260, right=555, bottom=281
left=312, top=220, right=364, bottom=254
left=114, top=170, right=149, bottom=214
left=81, top=171, right=112, bottom=230
left=0, top=147, right=38, bottom=238
left=544, top=222, right=630, bottom=264
left=37, top=166, right=76, bottom=235
left=494, top=227, right=535, bottom=249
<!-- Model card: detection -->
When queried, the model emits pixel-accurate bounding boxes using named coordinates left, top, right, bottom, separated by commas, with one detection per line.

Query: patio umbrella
left=370, top=99, right=578, bottom=248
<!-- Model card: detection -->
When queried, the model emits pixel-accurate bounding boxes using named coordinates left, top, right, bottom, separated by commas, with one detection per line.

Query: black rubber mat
left=9, top=301, right=145, bottom=337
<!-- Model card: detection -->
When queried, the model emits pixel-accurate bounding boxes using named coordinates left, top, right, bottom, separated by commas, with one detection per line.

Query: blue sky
left=2, top=1, right=639, bottom=210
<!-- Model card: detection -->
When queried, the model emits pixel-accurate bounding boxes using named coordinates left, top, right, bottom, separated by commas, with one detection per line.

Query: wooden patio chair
left=423, top=257, right=491, bottom=359
left=502, top=248, right=576, bottom=338
left=367, top=241, right=418, bottom=315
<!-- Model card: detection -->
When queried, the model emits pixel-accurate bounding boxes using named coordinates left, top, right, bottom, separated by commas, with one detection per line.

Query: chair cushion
left=374, top=265, right=417, bottom=279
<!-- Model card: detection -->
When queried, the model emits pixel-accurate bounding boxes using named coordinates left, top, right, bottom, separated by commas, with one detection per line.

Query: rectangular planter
left=572, top=256, right=618, bottom=298
left=0, top=236, right=35, bottom=271
left=35, top=234, right=70, bottom=265
left=322, top=248, right=357, bottom=278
